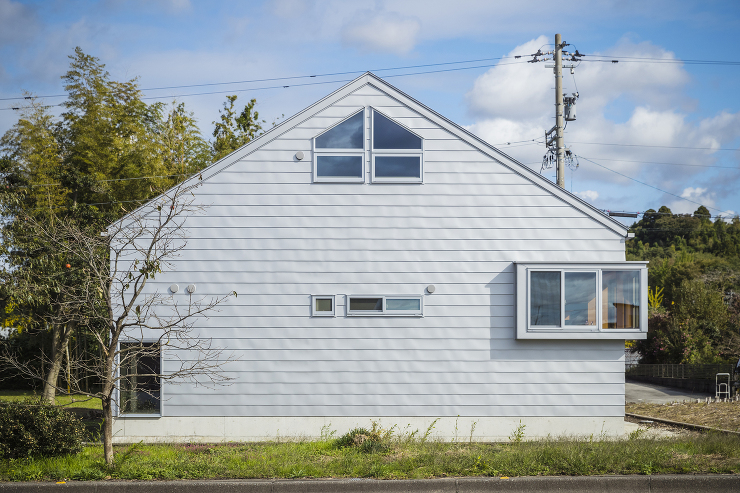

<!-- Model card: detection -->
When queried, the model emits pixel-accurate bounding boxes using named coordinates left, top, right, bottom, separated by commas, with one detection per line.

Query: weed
left=509, top=421, right=526, bottom=443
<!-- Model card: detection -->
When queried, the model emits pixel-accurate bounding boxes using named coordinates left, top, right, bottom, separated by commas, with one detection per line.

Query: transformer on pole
left=530, top=34, right=583, bottom=188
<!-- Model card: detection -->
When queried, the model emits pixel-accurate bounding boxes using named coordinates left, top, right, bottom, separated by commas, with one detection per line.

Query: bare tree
left=1, top=185, right=235, bottom=465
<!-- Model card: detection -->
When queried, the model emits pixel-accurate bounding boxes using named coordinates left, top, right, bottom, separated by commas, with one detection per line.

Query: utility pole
left=530, top=34, right=583, bottom=188
left=554, top=33, right=565, bottom=188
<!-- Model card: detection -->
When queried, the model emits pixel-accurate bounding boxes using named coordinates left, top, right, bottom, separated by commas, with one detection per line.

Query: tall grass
left=3, top=430, right=740, bottom=481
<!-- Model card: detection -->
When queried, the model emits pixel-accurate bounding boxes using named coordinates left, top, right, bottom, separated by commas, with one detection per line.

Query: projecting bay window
left=516, top=262, right=648, bottom=339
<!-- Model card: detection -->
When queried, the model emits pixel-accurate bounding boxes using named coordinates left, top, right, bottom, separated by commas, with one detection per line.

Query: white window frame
left=311, top=294, right=336, bottom=317
left=313, top=108, right=366, bottom=183
left=370, top=108, right=424, bottom=184
left=115, top=339, right=163, bottom=418
left=346, top=295, right=424, bottom=317
left=515, top=261, right=648, bottom=340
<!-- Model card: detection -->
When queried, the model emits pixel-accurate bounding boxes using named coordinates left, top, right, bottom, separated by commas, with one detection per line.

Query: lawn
left=0, top=390, right=101, bottom=410
left=626, top=400, right=740, bottom=432
left=3, top=433, right=740, bottom=481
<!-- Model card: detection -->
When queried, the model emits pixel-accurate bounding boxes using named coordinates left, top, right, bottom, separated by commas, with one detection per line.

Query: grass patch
left=0, top=390, right=101, bottom=410
left=3, top=432, right=740, bottom=481
left=627, top=400, right=740, bottom=432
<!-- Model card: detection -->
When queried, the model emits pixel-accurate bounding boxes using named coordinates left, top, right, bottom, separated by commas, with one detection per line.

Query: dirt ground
left=626, top=400, right=740, bottom=432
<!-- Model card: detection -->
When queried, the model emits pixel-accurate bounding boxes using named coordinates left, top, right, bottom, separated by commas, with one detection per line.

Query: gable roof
left=122, top=72, right=628, bottom=236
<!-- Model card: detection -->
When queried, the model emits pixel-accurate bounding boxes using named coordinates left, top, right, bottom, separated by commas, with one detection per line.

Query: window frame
left=313, top=108, right=366, bottom=183
left=115, top=340, right=163, bottom=418
left=515, top=261, right=648, bottom=340
left=346, top=295, right=424, bottom=317
left=311, top=294, right=336, bottom=317
left=370, top=108, right=424, bottom=184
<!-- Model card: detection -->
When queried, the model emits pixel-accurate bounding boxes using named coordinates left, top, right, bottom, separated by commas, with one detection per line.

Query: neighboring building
left=112, top=73, right=647, bottom=443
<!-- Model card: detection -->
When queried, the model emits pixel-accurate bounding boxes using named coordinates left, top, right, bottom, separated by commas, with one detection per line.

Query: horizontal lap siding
left=151, top=83, right=626, bottom=418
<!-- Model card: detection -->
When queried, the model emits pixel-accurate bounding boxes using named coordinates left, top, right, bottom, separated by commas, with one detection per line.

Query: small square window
left=311, top=295, right=336, bottom=317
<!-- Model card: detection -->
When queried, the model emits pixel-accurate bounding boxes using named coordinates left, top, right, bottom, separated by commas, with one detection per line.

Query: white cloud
left=576, top=190, right=599, bottom=202
left=464, top=35, right=740, bottom=204
left=341, top=11, right=421, bottom=55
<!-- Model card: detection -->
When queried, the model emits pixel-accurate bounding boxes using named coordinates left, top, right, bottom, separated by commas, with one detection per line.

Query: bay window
left=516, top=262, right=648, bottom=339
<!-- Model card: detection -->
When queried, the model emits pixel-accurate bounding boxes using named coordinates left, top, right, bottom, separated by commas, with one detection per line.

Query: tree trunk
left=102, top=395, right=114, bottom=465
left=41, top=322, right=74, bottom=403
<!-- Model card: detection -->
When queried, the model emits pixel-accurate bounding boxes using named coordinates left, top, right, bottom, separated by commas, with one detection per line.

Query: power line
left=1, top=60, right=529, bottom=112
left=577, top=155, right=725, bottom=213
left=575, top=156, right=739, bottom=169
left=0, top=56, right=519, bottom=103
left=582, top=54, right=740, bottom=66
left=570, top=141, right=738, bottom=152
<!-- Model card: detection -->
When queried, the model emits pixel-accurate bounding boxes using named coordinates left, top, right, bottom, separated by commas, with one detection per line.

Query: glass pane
left=350, top=298, right=383, bottom=311
left=530, top=271, right=561, bottom=326
left=602, top=271, right=640, bottom=329
left=564, top=272, right=597, bottom=326
left=375, top=156, right=421, bottom=178
left=386, top=298, right=420, bottom=310
left=120, top=342, right=160, bottom=414
left=315, top=111, right=364, bottom=148
left=315, top=298, right=333, bottom=312
left=373, top=112, right=422, bottom=149
left=316, top=155, right=363, bottom=178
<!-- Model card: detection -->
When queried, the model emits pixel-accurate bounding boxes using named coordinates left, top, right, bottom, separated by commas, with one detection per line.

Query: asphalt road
left=626, top=380, right=714, bottom=404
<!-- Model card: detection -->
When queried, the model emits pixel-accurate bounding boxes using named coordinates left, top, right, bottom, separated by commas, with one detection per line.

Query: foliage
left=0, top=47, right=213, bottom=402
left=334, top=422, right=393, bottom=453
left=212, top=95, right=265, bottom=161
left=4, top=433, right=740, bottom=480
left=0, top=400, right=85, bottom=459
left=628, top=205, right=740, bottom=364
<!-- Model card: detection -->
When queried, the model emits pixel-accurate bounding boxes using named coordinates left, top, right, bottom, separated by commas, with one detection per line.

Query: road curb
left=2, top=475, right=740, bottom=493
left=626, top=412, right=740, bottom=435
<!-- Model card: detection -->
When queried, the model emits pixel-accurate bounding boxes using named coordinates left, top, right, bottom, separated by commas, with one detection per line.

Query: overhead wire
left=577, top=155, right=725, bottom=213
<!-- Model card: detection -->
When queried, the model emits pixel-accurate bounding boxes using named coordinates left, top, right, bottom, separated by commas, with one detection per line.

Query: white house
left=112, top=73, right=647, bottom=443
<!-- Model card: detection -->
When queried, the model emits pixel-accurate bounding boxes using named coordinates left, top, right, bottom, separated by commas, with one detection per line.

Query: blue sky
left=2, top=0, right=739, bottom=223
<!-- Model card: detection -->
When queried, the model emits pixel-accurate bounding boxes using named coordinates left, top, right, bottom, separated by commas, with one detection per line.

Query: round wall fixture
left=186, top=284, right=197, bottom=294
left=169, top=284, right=179, bottom=293
left=295, top=151, right=305, bottom=161
left=426, top=285, right=436, bottom=294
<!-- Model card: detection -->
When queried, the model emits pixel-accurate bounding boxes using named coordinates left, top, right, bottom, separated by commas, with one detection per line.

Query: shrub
left=334, top=422, right=392, bottom=453
left=0, top=400, right=85, bottom=459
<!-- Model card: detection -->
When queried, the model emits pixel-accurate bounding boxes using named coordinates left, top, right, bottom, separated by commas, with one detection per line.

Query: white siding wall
left=121, top=83, right=626, bottom=427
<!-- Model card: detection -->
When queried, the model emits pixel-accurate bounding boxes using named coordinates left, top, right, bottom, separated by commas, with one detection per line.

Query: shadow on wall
left=486, top=263, right=624, bottom=362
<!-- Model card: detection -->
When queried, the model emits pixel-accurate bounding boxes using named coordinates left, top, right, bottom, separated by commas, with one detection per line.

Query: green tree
left=0, top=48, right=212, bottom=403
left=212, top=95, right=265, bottom=161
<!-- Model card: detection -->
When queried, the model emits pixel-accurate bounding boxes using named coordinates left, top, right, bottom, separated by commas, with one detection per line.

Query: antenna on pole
left=531, top=34, right=584, bottom=188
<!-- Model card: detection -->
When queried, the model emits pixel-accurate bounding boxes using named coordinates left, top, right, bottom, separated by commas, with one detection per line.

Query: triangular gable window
left=371, top=110, right=423, bottom=183
left=316, top=111, right=364, bottom=149
left=373, top=112, right=422, bottom=150
left=313, top=109, right=365, bottom=183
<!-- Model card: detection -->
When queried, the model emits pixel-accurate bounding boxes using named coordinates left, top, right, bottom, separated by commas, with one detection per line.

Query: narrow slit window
left=347, top=295, right=423, bottom=316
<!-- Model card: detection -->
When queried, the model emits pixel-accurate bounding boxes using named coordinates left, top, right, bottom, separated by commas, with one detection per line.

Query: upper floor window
left=312, top=108, right=424, bottom=184
left=313, top=109, right=365, bottom=182
left=372, top=110, right=423, bottom=183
